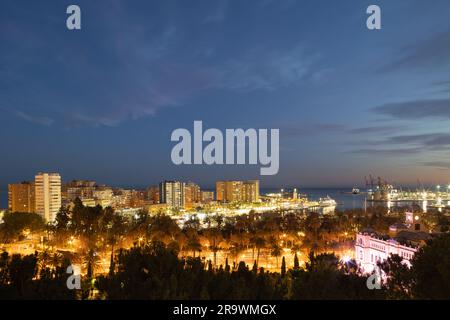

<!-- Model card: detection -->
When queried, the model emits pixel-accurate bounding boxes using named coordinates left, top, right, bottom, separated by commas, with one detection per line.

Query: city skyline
left=2, top=0, right=450, bottom=305
left=5, top=172, right=267, bottom=221
left=3, top=171, right=448, bottom=210
left=2, top=0, right=450, bottom=206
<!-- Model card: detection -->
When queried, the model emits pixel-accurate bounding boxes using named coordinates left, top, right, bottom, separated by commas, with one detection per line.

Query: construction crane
left=368, top=174, right=375, bottom=190
left=417, top=179, right=424, bottom=192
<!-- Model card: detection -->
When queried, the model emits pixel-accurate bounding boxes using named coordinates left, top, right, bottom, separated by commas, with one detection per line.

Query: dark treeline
left=96, top=242, right=383, bottom=300
left=1, top=200, right=450, bottom=299
left=0, top=250, right=77, bottom=299
left=1, top=233, right=450, bottom=300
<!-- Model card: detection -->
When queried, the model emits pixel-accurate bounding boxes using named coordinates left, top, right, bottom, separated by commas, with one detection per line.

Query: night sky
left=1, top=0, right=450, bottom=207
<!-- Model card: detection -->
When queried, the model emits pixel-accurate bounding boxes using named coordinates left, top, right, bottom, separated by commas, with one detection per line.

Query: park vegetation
left=0, top=199, right=449, bottom=299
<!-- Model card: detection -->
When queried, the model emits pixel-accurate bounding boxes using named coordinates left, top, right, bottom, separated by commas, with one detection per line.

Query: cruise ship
left=319, top=196, right=337, bottom=207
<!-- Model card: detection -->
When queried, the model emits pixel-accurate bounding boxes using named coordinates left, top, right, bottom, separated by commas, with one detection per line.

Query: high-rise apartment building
left=35, top=173, right=62, bottom=222
left=201, top=190, right=215, bottom=203
left=159, top=181, right=185, bottom=209
left=185, top=182, right=201, bottom=208
left=8, top=182, right=35, bottom=213
left=147, top=186, right=160, bottom=204
left=242, top=180, right=260, bottom=203
left=63, top=180, right=96, bottom=202
left=216, top=181, right=243, bottom=202
left=216, top=180, right=260, bottom=203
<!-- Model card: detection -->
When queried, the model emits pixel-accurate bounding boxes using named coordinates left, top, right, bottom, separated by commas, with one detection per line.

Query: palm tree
left=213, top=214, right=224, bottom=229
left=229, top=242, right=243, bottom=266
left=38, top=250, right=51, bottom=271
left=132, top=209, right=150, bottom=240
left=271, top=243, right=282, bottom=269
left=234, top=216, right=249, bottom=247
left=253, top=237, right=265, bottom=266
left=83, top=249, right=101, bottom=279
left=44, top=223, right=55, bottom=250
left=49, top=252, right=63, bottom=270
left=205, top=227, right=222, bottom=266
left=304, top=212, right=322, bottom=250
left=107, top=214, right=126, bottom=258
left=185, top=237, right=202, bottom=258
left=149, top=213, right=181, bottom=244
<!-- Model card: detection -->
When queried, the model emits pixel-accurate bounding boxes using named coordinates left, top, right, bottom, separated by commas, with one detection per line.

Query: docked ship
left=319, top=196, right=337, bottom=207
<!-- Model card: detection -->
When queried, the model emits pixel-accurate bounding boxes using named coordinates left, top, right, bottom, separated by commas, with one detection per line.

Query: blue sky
left=1, top=0, right=450, bottom=204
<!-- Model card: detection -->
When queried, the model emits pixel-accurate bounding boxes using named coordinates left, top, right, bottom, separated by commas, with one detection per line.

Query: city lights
left=1, top=0, right=450, bottom=307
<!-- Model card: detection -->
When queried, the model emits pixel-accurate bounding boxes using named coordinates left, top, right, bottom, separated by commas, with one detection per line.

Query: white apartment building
left=159, top=181, right=185, bottom=209
left=93, top=189, right=113, bottom=200
left=35, top=172, right=62, bottom=222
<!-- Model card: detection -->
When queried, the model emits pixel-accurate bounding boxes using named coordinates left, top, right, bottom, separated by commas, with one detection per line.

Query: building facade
left=159, top=181, right=185, bottom=209
left=147, top=186, right=160, bottom=204
left=242, top=180, right=260, bottom=203
left=185, top=182, right=201, bottom=208
left=35, top=173, right=62, bottom=222
left=8, top=182, right=35, bottom=213
left=355, top=232, right=417, bottom=274
left=216, top=181, right=242, bottom=202
left=201, top=191, right=215, bottom=203
left=63, top=180, right=96, bottom=202
left=216, top=180, right=260, bottom=203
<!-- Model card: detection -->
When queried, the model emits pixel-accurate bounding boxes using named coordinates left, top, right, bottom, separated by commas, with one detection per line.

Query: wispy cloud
left=433, top=80, right=450, bottom=93
left=281, top=123, right=409, bottom=141
left=371, top=99, right=450, bottom=120
left=1, top=1, right=327, bottom=128
left=347, top=125, right=404, bottom=135
left=62, top=63, right=215, bottom=128
left=385, top=133, right=450, bottom=148
left=347, top=147, right=423, bottom=155
left=380, top=28, right=450, bottom=72
left=216, top=45, right=320, bottom=91
left=282, top=123, right=347, bottom=137
left=346, top=132, right=450, bottom=158
left=421, top=161, right=450, bottom=170
left=11, top=109, right=54, bottom=126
